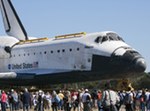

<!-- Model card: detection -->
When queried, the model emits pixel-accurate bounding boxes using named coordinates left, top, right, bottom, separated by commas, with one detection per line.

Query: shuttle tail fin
left=0, top=0, right=28, bottom=40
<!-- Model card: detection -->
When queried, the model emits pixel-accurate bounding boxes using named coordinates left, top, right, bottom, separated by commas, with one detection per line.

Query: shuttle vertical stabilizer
left=0, top=0, right=28, bottom=40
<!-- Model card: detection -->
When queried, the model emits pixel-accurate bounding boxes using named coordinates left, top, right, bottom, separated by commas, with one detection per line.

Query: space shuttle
left=0, top=0, right=146, bottom=85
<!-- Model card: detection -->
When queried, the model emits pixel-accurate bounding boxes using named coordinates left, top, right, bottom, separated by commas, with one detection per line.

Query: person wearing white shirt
left=102, top=82, right=120, bottom=111
left=82, top=89, right=91, bottom=111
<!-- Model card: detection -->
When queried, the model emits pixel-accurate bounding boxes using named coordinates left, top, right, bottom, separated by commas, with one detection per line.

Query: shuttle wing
left=0, top=69, right=71, bottom=79
left=0, top=0, right=28, bottom=40
left=0, top=69, right=73, bottom=85
left=0, top=72, right=17, bottom=79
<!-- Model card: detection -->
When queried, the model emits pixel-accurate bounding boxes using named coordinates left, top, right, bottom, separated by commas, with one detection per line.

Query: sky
left=0, top=0, right=150, bottom=72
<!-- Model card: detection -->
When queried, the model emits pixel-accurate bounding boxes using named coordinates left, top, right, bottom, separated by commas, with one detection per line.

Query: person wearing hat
left=82, top=89, right=92, bottom=111
left=101, top=82, right=120, bottom=111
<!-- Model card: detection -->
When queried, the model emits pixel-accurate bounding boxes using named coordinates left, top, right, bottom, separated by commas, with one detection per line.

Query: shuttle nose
left=134, top=58, right=146, bottom=72
left=111, top=49, right=146, bottom=73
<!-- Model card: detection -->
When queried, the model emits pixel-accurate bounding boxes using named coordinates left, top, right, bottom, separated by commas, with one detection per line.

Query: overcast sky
left=0, top=0, right=150, bottom=72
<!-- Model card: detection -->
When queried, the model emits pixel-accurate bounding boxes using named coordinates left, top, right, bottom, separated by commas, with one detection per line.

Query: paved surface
left=5, top=105, right=126, bottom=111
left=40, top=105, right=125, bottom=111
left=119, top=105, right=126, bottom=111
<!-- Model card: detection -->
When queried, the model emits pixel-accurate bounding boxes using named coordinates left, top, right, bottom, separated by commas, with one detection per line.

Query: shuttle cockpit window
left=95, top=36, right=102, bottom=43
left=101, top=36, right=108, bottom=43
left=95, top=36, right=108, bottom=43
left=107, top=32, right=125, bottom=42
left=95, top=33, right=125, bottom=44
left=117, top=36, right=124, bottom=42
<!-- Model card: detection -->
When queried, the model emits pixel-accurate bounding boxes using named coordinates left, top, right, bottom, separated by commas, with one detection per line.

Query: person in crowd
left=32, top=91, right=38, bottom=110
left=51, top=90, right=60, bottom=111
left=78, top=88, right=84, bottom=111
left=18, top=92, right=23, bottom=109
left=44, top=92, right=52, bottom=110
left=58, top=90, right=64, bottom=110
left=0, top=90, right=1, bottom=110
left=0, top=90, right=1, bottom=111
left=91, top=89, right=98, bottom=108
left=63, top=90, right=72, bottom=111
left=22, top=88, right=31, bottom=111
left=97, top=90, right=103, bottom=111
left=74, top=89, right=82, bottom=111
left=82, top=89, right=92, bottom=111
left=101, top=82, right=120, bottom=111
left=135, top=90, right=142, bottom=111
left=145, top=89, right=150, bottom=111
left=37, top=90, right=44, bottom=111
left=8, top=89, right=15, bottom=111
left=1, top=90, right=7, bottom=111
left=124, top=87, right=134, bottom=111
left=71, top=90, right=79, bottom=111
left=139, top=89, right=147, bottom=111
left=118, top=90, right=126, bottom=109
left=12, top=90, right=19, bottom=110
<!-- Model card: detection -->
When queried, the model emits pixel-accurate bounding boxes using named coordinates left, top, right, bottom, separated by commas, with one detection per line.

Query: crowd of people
left=0, top=84, right=150, bottom=111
